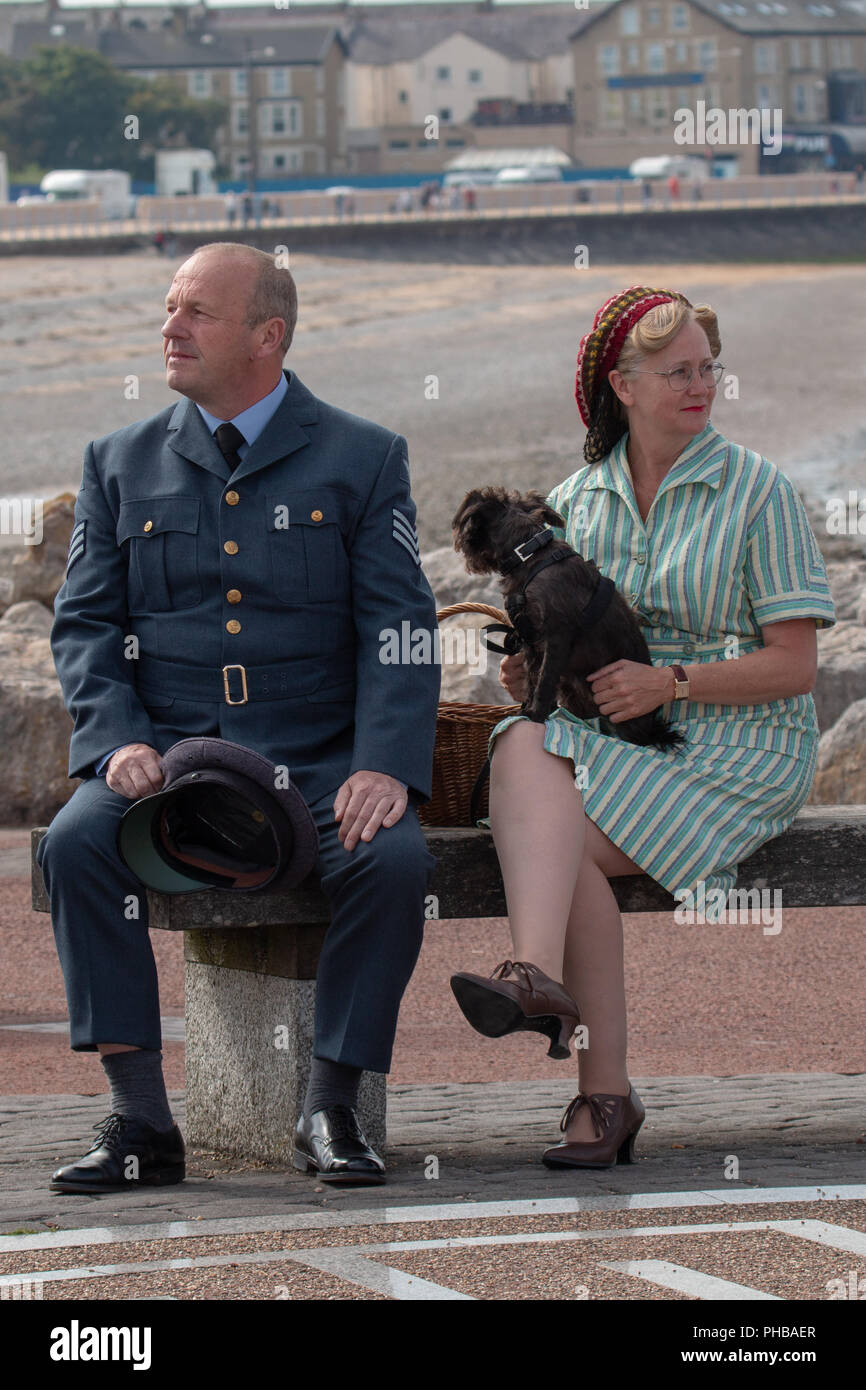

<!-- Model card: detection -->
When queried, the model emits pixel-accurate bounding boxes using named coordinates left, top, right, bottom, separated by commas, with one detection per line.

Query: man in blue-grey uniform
left=37, top=241, right=440, bottom=1189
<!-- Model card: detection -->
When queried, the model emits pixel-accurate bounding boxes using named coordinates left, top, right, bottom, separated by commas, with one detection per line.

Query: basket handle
left=436, top=601, right=508, bottom=623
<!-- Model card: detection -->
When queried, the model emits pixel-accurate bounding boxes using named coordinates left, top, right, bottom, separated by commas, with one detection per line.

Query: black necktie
left=214, top=422, right=245, bottom=472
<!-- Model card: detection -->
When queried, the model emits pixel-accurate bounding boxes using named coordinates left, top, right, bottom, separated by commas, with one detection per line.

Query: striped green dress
left=484, top=422, right=836, bottom=918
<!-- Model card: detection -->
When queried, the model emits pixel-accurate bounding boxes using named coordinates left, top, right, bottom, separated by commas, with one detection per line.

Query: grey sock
left=100, top=1049, right=174, bottom=1133
left=304, top=1056, right=362, bottom=1119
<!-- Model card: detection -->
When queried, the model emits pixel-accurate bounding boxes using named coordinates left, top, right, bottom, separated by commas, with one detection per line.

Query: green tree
left=0, top=46, right=227, bottom=180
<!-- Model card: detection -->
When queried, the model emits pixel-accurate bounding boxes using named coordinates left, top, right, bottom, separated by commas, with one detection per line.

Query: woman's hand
left=499, top=652, right=528, bottom=702
left=587, top=661, right=675, bottom=722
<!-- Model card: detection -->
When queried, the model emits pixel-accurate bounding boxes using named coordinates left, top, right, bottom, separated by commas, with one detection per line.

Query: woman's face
left=609, top=318, right=717, bottom=447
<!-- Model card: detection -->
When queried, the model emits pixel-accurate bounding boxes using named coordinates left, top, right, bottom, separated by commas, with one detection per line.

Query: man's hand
left=106, top=744, right=165, bottom=800
left=333, top=770, right=408, bottom=851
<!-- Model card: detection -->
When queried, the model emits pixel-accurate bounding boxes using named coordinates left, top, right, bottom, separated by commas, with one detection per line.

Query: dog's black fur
left=452, top=486, right=685, bottom=750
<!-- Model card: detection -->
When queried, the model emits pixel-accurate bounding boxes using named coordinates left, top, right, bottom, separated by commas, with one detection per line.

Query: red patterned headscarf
left=574, top=286, right=693, bottom=427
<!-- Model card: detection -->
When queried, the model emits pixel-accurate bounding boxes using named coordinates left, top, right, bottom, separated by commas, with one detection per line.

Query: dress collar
left=583, top=422, right=727, bottom=502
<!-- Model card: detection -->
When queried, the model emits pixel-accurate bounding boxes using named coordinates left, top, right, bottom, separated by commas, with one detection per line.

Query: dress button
left=226, top=619, right=242, bottom=634
left=224, top=540, right=238, bottom=555
left=226, top=589, right=242, bottom=604
left=311, top=509, right=323, bottom=522
left=143, top=520, right=153, bottom=533
left=225, top=491, right=240, bottom=506
left=636, top=553, right=646, bottom=563
left=683, top=642, right=695, bottom=654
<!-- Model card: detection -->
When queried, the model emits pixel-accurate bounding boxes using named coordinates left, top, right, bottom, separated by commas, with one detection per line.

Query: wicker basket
left=418, top=601, right=522, bottom=827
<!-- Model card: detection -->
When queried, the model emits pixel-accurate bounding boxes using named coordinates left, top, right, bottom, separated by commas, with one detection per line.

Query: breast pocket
left=117, top=497, right=201, bottom=613
left=265, top=490, right=351, bottom=604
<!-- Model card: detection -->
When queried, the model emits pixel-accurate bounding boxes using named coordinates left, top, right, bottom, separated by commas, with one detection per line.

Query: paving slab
left=1, top=1074, right=864, bottom=1233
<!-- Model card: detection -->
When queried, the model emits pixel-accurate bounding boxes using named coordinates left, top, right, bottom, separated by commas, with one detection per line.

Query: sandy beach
left=0, top=251, right=863, bottom=550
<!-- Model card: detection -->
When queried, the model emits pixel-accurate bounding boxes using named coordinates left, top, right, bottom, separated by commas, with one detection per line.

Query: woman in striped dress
left=450, top=287, right=836, bottom=1169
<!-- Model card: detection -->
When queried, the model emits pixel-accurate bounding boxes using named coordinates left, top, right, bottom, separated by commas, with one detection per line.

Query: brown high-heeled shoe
left=449, top=959, right=581, bottom=1060
left=542, top=1085, right=645, bottom=1169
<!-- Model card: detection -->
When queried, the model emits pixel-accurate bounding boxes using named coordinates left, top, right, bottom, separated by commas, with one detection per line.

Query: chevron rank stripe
left=66, top=520, right=86, bottom=574
left=392, top=508, right=420, bottom=565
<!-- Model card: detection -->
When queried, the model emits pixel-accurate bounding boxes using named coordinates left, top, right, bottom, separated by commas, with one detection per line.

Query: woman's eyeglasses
left=625, top=362, right=725, bottom=391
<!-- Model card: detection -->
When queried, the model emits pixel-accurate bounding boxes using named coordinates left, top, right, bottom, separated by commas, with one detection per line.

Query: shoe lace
left=560, top=1093, right=620, bottom=1139
left=491, top=960, right=538, bottom=987
left=85, top=1112, right=128, bottom=1155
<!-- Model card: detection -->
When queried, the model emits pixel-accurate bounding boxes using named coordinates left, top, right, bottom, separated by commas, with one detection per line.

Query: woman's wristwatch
left=671, top=664, right=690, bottom=700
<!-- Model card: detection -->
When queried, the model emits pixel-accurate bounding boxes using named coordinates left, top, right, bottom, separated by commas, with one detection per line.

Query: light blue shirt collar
left=196, top=371, right=288, bottom=457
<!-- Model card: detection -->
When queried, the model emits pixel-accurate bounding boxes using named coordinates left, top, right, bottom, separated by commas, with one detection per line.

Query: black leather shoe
left=50, top=1113, right=185, bottom=1194
left=293, top=1105, right=385, bottom=1185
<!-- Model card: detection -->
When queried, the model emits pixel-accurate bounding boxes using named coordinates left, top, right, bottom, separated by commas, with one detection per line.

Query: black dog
left=452, top=486, right=685, bottom=750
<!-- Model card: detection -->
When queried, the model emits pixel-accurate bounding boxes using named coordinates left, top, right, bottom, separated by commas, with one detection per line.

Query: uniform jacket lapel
left=165, top=369, right=319, bottom=483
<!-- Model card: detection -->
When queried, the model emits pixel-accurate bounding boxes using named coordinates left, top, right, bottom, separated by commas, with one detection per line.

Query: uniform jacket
left=51, top=368, right=441, bottom=806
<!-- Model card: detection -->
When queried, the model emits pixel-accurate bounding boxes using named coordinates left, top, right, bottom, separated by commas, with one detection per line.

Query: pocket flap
left=117, top=497, right=200, bottom=545
left=265, top=489, right=352, bottom=531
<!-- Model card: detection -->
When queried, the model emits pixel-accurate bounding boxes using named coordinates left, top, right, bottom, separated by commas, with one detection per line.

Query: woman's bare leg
left=489, top=720, right=644, bottom=1145
left=488, top=721, right=586, bottom=980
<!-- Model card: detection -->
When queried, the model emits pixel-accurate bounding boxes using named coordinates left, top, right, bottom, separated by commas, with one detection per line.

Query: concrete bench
left=30, top=807, right=866, bottom=1164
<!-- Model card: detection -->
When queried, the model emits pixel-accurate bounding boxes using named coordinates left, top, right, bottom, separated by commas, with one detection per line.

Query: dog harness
left=485, top=526, right=617, bottom=652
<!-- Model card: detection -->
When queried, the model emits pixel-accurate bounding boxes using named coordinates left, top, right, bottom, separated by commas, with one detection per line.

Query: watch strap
left=672, top=664, right=689, bottom=700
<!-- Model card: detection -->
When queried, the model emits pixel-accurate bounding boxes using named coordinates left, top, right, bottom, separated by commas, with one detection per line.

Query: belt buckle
left=222, top=664, right=248, bottom=705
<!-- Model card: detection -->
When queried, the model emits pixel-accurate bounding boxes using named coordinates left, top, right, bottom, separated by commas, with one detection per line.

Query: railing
left=1, top=173, right=863, bottom=243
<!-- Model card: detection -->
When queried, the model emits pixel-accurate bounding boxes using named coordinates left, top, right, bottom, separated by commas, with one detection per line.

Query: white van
left=628, top=155, right=708, bottom=182
left=495, top=164, right=564, bottom=184
left=39, top=170, right=134, bottom=219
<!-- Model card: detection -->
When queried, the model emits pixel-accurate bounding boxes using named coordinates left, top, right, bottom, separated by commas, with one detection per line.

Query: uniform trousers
left=37, top=776, right=437, bottom=1074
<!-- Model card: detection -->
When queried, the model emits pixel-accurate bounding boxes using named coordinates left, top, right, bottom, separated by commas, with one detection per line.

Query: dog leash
left=470, top=528, right=616, bottom=826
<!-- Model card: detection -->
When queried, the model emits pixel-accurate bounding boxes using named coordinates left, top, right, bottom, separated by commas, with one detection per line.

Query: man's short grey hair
left=190, top=242, right=298, bottom=355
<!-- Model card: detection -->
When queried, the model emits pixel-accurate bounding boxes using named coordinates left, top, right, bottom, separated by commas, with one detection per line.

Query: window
left=647, top=43, right=666, bottom=73
left=264, top=102, right=302, bottom=137
left=793, top=82, right=807, bottom=117
left=233, top=104, right=248, bottom=138
left=810, top=38, right=822, bottom=67
left=627, top=42, right=640, bottom=67
left=232, top=69, right=248, bottom=98
left=398, top=90, right=408, bottom=104
left=188, top=70, right=212, bottom=98
left=436, top=66, right=451, bottom=82
left=830, top=38, right=852, bottom=67
left=674, top=41, right=688, bottom=63
left=789, top=38, right=802, bottom=68
left=269, top=68, right=289, bottom=96
left=670, top=3, right=689, bottom=30
left=756, top=83, right=777, bottom=107
left=439, top=107, right=452, bottom=122
left=601, top=89, right=625, bottom=126
left=316, top=67, right=325, bottom=94
left=648, top=4, right=662, bottom=26
left=316, top=98, right=325, bottom=138
left=698, top=39, right=717, bottom=71
left=388, top=139, right=410, bottom=149
left=270, top=103, right=287, bottom=135
left=620, top=4, right=640, bottom=34
left=599, top=44, right=620, bottom=76
left=468, top=69, right=482, bottom=84
left=650, top=90, right=668, bottom=122
left=755, top=42, right=777, bottom=74
left=628, top=90, right=643, bottom=118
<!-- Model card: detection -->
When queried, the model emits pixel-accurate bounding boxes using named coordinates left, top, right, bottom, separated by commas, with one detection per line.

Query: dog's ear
left=523, top=489, right=565, bottom=532
left=451, top=491, right=503, bottom=572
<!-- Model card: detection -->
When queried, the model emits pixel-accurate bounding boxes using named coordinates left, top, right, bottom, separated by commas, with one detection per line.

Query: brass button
left=251, top=809, right=265, bottom=823
left=143, top=520, right=153, bottom=533
left=227, top=588, right=242, bottom=604
left=224, top=540, right=238, bottom=555
left=225, top=490, right=240, bottom=506
left=636, top=553, right=646, bottom=564
left=226, top=619, right=242, bottom=634
left=311, top=509, right=323, bottom=522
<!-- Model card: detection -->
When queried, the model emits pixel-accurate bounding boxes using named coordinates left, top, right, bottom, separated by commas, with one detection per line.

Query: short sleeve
left=545, top=482, right=568, bottom=543
left=744, top=474, right=836, bottom=630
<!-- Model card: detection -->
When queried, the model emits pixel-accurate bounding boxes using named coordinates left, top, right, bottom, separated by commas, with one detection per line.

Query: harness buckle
left=222, top=664, right=249, bottom=705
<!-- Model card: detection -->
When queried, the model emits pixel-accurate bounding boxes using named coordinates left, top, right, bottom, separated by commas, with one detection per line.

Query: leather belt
left=135, top=653, right=354, bottom=706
